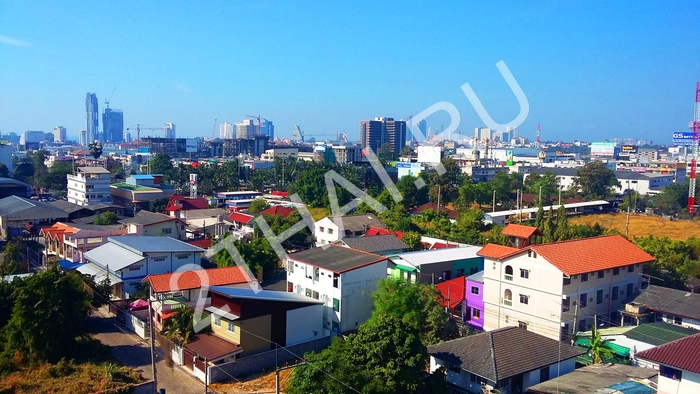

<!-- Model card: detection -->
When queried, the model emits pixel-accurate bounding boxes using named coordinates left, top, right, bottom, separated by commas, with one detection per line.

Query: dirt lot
left=569, top=213, right=700, bottom=240
left=209, top=368, right=293, bottom=394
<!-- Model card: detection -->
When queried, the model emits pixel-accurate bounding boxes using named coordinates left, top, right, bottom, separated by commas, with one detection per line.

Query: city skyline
left=1, top=1, right=699, bottom=143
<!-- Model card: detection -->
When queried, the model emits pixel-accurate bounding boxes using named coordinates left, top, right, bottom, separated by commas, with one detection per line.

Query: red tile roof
left=478, top=244, right=521, bottom=259
left=227, top=212, right=254, bottom=224
left=365, top=226, right=404, bottom=239
left=146, top=267, right=251, bottom=293
left=165, top=194, right=210, bottom=211
left=40, top=222, right=79, bottom=239
left=436, top=277, right=466, bottom=309
left=411, top=202, right=460, bottom=219
left=636, top=333, right=700, bottom=374
left=501, top=224, right=543, bottom=239
left=530, top=234, right=655, bottom=275
left=186, top=238, right=212, bottom=249
left=271, top=191, right=289, bottom=197
left=430, top=242, right=459, bottom=250
left=259, top=205, right=295, bottom=218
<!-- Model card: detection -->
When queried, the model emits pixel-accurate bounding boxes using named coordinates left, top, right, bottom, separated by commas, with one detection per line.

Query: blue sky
left=1, top=1, right=698, bottom=143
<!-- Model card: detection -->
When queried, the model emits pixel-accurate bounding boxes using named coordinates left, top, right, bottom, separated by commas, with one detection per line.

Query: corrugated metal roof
left=391, top=246, right=482, bottom=267
left=485, top=200, right=609, bottom=218
left=109, top=236, right=204, bottom=254
left=210, top=286, right=324, bottom=304
left=628, top=285, right=700, bottom=321
left=636, top=332, right=700, bottom=374
left=76, top=262, right=123, bottom=285
left=84, top=243, right=145, bottom=271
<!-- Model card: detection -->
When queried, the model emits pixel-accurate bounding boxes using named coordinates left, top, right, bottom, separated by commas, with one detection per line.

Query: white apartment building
left=330, top=145, right=363, bottom=164
left=525, top=167, right=674, bottom=195
left=67, top=166, right=113, bottom=206
left=286, top=245, right=391, bottom=334
left=260, top=148, right=298, bottom=162
left=53, top=126, right=67, bottom=143
left=479, top=234, right=655, bottom=341
left=314, top=213, right=387, bottom=245
left=220, top=122, right=234, bottom=139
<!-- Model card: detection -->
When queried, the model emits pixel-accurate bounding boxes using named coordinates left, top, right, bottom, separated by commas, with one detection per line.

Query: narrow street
left=87, top=307, right=206, bottom=394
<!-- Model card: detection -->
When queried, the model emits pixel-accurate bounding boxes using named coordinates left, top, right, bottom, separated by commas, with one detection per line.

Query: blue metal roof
left=57, top=259, right=81, bottom=270
left=129, top=175, right=155, bottom=179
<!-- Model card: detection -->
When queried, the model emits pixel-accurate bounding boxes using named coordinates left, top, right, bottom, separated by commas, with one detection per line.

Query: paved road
left=87, top=308, right=206, bottom=394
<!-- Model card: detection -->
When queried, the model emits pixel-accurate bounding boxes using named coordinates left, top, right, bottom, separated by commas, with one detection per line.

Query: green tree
left=247, top=198, right=270, bottom=213
left=93, top=211, right=118, bottom=225
left=162, top=307, right=195, bottom=344
left=534, top=199, right=545, bottom=232
left=88, top=141, right=103, bottom=160
left=574, top=161, right=621, bottom=200
left=1, top=240, right=24, bottom=276
left=149, top=197, right=169, bottom=213
left=588, top=325, right=615, bottom=364
left=11, top=157, right=34, bottom=184
left=369, top=279, right=457, bottom=346
left=215, top=236, right=280, bottom=280
left=634, top=235, right=698, bottom=290
left=400, top=145, right=414, bottom=157
left=149, top=153, right=174, bottom=179
left=553, top=205, right=570, bottom=241
left=0, top=163, right=9, bottom=178
left=543, top=207, right=556, bottom=243
left=524, top=171, right=559, bottom=204
left=402, top=231, right=424, bottom=251
left=396, top=175, right=420, bottom=208
left=428, top=157, right=462, bottom=204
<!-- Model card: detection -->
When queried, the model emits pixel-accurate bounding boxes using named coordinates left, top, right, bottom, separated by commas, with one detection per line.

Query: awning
left=129, top=299, right=149, bottom=311
left=394, top=264, right=417, bottom=272
left=204, top=306, right=240, bottom=321
left=57, top=259, right=81, bottom=270
left=574, top=337, right=631, bottom=358
left=76, top=263, right=123, bottom=286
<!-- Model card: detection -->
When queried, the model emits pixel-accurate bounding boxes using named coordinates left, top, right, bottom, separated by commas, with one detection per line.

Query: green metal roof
left=111, top=182, right=160, bottom=191
left=394, top=264, right=417, bottom=272
left=574, top=337, right=631, bottom=358
left=625, top=322, right=698, bottom=346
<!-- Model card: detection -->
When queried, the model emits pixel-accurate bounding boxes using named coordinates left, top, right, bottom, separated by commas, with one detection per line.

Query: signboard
left=137, top=147, right=150, bottom=153
left=185, top=138, right=198, bottom=153
left=620, top=145, right=638, bottom=154
left=672, top=131, right=694, bottom=146
left=590, top=142, right=616, bottom=156
left=506, top=149, right=514, bottom=166
left=397, top=163, right=422, bottom=179
left=189, top=174, right=197, bottom=185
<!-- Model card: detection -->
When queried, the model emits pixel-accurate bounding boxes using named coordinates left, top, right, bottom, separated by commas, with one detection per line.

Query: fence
left=124, top=310, right=149, bottom=339
left=207, top=336, right=331, bottom=383
left=132, top=381, right=156, bottom=394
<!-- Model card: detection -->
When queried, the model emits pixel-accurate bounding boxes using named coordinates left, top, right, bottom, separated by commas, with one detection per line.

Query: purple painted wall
left=465, top=271, right=484, bottom=329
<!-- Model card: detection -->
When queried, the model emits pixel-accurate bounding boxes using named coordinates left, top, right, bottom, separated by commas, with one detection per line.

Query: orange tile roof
left=365, top=226, right=404, bottom=239
left=40, top=222, right=79, bottom=239
left=530, top=234, right=655, bottom=275
left=501, top=224, right=543, bottom=239
left=146, top=267, right=252, bottom=293
left=478, top=243, right=522, bottom=259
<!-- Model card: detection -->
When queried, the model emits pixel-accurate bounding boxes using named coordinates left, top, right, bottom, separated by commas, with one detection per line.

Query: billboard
left=397, top=162, right=422, bottom=179
left=590, top=142, right=616, bottom=156
left=620, top=145, right=638, bottom=154
left=672, top=131, right=694, bottom=146
left=185, top=138, right=198, bottom=153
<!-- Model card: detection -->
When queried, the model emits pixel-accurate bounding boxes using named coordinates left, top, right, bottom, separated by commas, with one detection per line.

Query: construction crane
left=246, top=115, right=266, bottom=136
left=105, top=86, right=116, bottom=109
left=126, top=124, right=163, bottom=151
left=688, top=82, right=700, bottom=214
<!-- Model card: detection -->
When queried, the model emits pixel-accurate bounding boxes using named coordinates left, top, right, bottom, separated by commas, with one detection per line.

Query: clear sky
left=1, top=1, right=698, bottom=143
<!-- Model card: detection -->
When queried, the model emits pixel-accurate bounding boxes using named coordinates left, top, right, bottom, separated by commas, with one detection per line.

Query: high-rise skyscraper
left=236, top=119, right=255, bottom=139
left=86, top=93, right=99, bottom=142
left=164, top=123, right=176, bottom=139
left=220, top=122, right=234, bottom=139
left=102, top=108, right=124, bottom=142
left=79, top=130, right=87, bottom=145
left=53, top=126, right=66, bottom=143
left=360, top=117, right=406, bottom=154
left=259, top=119, right=274, bottom=140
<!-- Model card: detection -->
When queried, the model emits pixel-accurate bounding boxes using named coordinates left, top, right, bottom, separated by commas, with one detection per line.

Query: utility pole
left=539, top=186, right=542, bottom=204
left=204, top=357, right=208, bottom=394
left=492, top=190, right=496, bottom=213
left=625, top=183, right=632, bottom=237
left=572, top=301, right=579, bottom=337
left=436, top=185, right=441, bottom=215
left=558, top=189, right=562, bottom=206
left=148, top=286, right=158, bottom=393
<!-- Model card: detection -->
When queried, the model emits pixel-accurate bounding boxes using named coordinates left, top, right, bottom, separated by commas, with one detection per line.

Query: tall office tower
left=236, top=119, right=255, bottom=139
left=123, top=131, right=131, bottom=143
left=292, top=125, right=304, bottom=143
left=407, top=116, right=426, bottom=140
left=85, top=93, right=99, bottom=142
left=220, top=122, right=234, bottom=139
left=259, top=119, right=274, bottom=140
left=359, top=117, right=406, bottom=154
left=475, top=127, right=492, bottom=142
left=53, top=126, right=67, bottom=143
left=506, top=126, right=518, bottom=140
left=79, top=130, right=87, bottom=145
left=418, top=119, right=427, bottom=140
left=44, top=132, right=54, bottom=142
left=102, top=108, right=124, bottom=142
left=164, top=122, right=176, bottom=139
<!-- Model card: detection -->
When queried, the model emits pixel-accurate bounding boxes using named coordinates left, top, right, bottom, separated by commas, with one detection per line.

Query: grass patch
left=308, top=207, right=329, bottom=221
left=569, top=213, right=700, bottom=240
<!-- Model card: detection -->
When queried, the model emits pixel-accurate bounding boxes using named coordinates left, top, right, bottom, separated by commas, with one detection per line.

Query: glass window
left=540, top=366, right=550, bottom=383
left=505, top=265, right=513, bottom=281
left=674, top=316, right=683, bottom=325
left=473, top=309, right=481, bottom=319
left=305, top=288, right=312, bottom=297
left=312, top=290, right=319, bottom=300
left=518, top=321, right=528, bottom=330
left=471, top=286, right=479, bottom=295
left=504, top=289, right=512, bottom=306
left=613, top=268, right=620, bottom=276
left=319, top=227, right=324, bottom=232
left=563, top=277, right=571, bottom=286
left=287, top=282, right=294, bottom=293
left=612, top=286, right=619, bottom=300
left=520, top=269, right=529, bottom=279
left=579, top=293, right=588, bottom=308
left=596, top=289, right=604, bottom=304
left=328, top=228, right=333, bottom=234
left=333, top=298, right=340, bottom=312
left=227, top=321, right=235, bottom=332
left=519, top=294, right=529, bottom=305
left=628, top=265, right=634, bottom=273
left=214, top=316, right=221, bottom=327
left=598, top=270, right=604, bottom=279
left=581, top=273, right=588, bottom=282
left=313, top=267, right=319, bottom=281
left=660, top=365, right=682, bottom=380
left=333, top=273, right=339, bottom=288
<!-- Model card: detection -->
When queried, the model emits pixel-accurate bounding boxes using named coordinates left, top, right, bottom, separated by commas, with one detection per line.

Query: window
left=152, top=256, right=167, bottom=262
left=227, top=321, right=235, bottom=333
left=214, top=316, right=221, bottom=327
left=128, top=264, right=144, bottom=271
left=612, top=286, right=619, bottom=300
left=305, top=266, right=313, bottom=279
left=162, top=228, right=172, bottom=234
left=520, top=269, right=529, bottom=279
left=472, top=309, right=480, bottom=320
left=312, top=290, right=319, bottom=300
left=660, top=365, right=682, bottom=380
left=596, top=289, right=604, bottom=304
left=518, top=321, right=528, bottom=330
left=579, top=293, right=588, bottom=308
left=503, top=289, right=512, bottom=306
left=448, top=364, right=461, bottom=374
left=528, top=250, right=532, bottom=258
left=313, top=267, right=319, bottom=281
left=176, top=254, right=189, bottom=259
left=674, top=316, right=683, bottom=325
left=505, top=265, right=514, bottom=281
left=581, top=273, right=588, bottom=282
left=333, top=273, right=339, bottom=288
left=319, top=226, right=325, bottom=232
left=287, top=282, right=294, bottom=292
left=471, top=286, right=479, bottom=295
left=287, top=262, right=294, bottom=273
left=327, top=228, right=333, bottom=235
left=333, top=298, right=340, bottom=312
left=613, top=267, right=620, bottom=276
left=539, top=366, right=550, bottom=383
left=562, top=297, right=570, bottom=312
left=456, top=268, right=465, bottom=277
left=598, top=270, right=604, bottom=279
left=628, top=265, right=634, bottom=273
left=470, top=373, right=486, bottom=384
left=305, top=288, right=312, bottom=298
left=519, top=294, right=529, bottom=304
left=563, top=277, right=571, bottom=286
left=627, top=283, right=634, bottom=296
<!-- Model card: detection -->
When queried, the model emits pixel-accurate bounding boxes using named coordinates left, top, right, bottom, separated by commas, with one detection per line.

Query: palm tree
left=162, top=306, right=195, bottom=344
left=588, top=325, right=615, bottom=364
left=88, top=141, right=103, bottom=161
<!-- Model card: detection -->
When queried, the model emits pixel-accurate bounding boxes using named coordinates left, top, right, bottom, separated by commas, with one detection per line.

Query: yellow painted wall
left=211, top=315, right=241, bottom=344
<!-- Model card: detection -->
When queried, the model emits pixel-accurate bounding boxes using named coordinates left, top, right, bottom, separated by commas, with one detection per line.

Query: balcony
left=504, top=275, right=513, bottom=281
left=503, top=300, right=512, bottom=306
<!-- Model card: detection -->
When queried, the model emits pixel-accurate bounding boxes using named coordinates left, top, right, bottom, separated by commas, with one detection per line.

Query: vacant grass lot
left=569, top=213, right=700, bottom=240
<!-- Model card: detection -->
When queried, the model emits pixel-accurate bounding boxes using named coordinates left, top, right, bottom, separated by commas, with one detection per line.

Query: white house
left=286, top=245, right=391, bottom=334
left=428, top=327, right=584, bottom=393
left=524, top=166, right=674, bottom=196
left=67, top=166, right=113, bottom=206
left=314, top=214, right=387, bottom=245
left=478, top=234, right=655, bottom=341
left=81, top=235, right=205, bottom=299
left=636, top=333, right=700, bottom=394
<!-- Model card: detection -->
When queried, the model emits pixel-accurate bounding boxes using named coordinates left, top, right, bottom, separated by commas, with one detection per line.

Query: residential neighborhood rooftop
left=287, top=245, right=387, bottom=273
left=110, top=182, right=160, bottom=191
left=339, top=234, right=409, bottom=253
left=435, top=277, right=466, bottom=309
left=209, top=286, right=324, bottom=303
left=119, top=211, right=182, bottom=226
left=636, top=333, right=700, bottom=375
left=108, top=235, right=205, bottom=254
left=324, top=213, right=387, bottom=232
left=390, top=246, right=482, bottom=268
left=477, top=243, right=521, bottom=260
left=627, top=284, right=700, bottom=321
left=500, top=223, right=543, bottom=239
left=618, top=322, right=698, bottom=347
left=0, top=195, right=67, bottom=216
left=84, top=243, right=145, bottom=271
left=146, top=267, right=251, bottom=293
left=185, top=333, right=243, bottom=362
left=526, top=363, right=657, bottom=394
left=466, top=270, right=484, bottom=284
left=258, top=205, right=296, bottom=218
left=427, top=326, right=585, bottom=382
left=76, top=166, right=110, bottom=174
left=228, top=211, right=254, bottom=224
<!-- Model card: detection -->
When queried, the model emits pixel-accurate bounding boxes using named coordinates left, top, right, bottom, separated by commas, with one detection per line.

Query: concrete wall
left=657, top=370, right=700, bottom=394
left=132, top=381, right=156, bottom=394
left=465, top=277, right=484, bottom=329
left=339, top=261, right=387, bottom=333
left=240, top=315, right=272, bottom=356
left=314, top=217, right=341, bottom=245
left=286, top=305, right=324, bottom=346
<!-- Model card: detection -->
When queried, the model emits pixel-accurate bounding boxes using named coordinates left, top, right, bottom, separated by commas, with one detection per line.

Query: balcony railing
left=503, top=300, right=512, bottom=306
left=504, top=275, right=513, bottom=281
